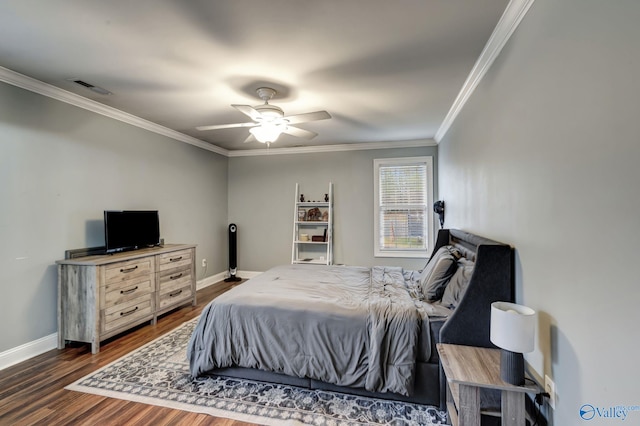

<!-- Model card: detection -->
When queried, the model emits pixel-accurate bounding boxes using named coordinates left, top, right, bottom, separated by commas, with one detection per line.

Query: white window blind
left=374, top=157, right=433, bottom=257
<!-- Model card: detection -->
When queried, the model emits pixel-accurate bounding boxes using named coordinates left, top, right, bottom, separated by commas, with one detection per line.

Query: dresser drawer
left=158, top=249, right=193, bottom=272
left=102, top=293, right=153, bottom=333
left=159, top=266, right=191, bottom=286
left=105, top=258, right=153, bottom=284
left=158, top=285, right=193, bottom=310
left=103, top=275, right=154, bottom=309
left=158, top=266, right=193, bottom=309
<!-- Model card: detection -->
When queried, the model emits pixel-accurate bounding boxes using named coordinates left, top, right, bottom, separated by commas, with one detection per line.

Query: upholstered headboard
left=434, top=229, right=514, bottom=348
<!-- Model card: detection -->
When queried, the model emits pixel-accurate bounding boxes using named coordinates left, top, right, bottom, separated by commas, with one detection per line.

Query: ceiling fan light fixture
left=196, top=86, right=331, bottom=145
left=249, top=123, right=287, bottom=143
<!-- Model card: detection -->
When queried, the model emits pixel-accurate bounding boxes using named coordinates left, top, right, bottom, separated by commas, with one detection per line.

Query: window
left=374, top=157, right=434, bottom=258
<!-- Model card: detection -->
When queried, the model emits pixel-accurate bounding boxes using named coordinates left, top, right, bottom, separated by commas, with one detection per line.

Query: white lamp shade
left=490, top=301, right=536, bottom=353
left=249, top=123, right=286, bottom=143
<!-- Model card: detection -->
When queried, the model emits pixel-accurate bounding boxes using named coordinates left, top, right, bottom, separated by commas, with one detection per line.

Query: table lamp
left=490, top=301, right=536, bottom=385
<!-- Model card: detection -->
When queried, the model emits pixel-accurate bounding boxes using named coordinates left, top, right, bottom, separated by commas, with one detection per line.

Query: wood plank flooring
left=0, top=280, right=256, bottom=426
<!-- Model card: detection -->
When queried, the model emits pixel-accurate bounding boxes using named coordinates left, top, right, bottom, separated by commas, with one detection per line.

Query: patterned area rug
left=67, top=318, right=447, bottom=425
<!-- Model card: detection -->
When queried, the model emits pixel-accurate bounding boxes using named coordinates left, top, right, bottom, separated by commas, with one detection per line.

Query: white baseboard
left=197, top=271, right=228, bottom=290
left=0, top=333, right=58, bottom=371
left=0, top=269, right=265, bottom=372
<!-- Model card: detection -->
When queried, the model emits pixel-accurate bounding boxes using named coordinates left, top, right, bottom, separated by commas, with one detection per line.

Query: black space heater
left=224, top=223, right=242, bottom=282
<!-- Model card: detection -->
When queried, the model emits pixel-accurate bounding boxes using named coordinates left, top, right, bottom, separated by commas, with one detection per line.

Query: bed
left=187, top=229, right=513, bottom=408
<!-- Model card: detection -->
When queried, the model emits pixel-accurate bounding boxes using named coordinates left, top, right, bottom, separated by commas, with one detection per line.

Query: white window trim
left=373, top=156, right=434, bottom=258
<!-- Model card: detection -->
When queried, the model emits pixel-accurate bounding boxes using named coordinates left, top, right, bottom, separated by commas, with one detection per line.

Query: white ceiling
left=0, top=0, right=510, bottom=152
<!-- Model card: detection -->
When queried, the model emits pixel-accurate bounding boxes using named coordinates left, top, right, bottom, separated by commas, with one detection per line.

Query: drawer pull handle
left=120, top=306, right=139, bottom=317
left=169, top=256, right=183, bottom=262
left=120, top=265, right=139, bottom=273
left=169, top=289, right=183, bottom=297
left=170, top=273, right=183, bottom=280
left=120, top=286, right=139, bottom=295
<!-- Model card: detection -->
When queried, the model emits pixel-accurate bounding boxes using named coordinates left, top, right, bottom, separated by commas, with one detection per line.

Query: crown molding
left=0, top=66, right=229, bottom=156
left=434, top=0, right=536, bottom=142
left=227, top=138, right=436, bottom=157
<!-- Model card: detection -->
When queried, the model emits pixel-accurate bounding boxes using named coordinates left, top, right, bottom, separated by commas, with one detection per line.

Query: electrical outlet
left=202, top=258, right=207, bottom=268
left=545, top=375, right=556, bottom=409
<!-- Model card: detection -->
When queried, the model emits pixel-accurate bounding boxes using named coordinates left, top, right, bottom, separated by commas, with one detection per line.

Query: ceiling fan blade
left=196, top=122, right=257, bottom=131
left=243, top=133, right=257, bottom=143
left=284, top=111, right=331, bottom=125
left=283, top=126, right=318, bottom=140
left=232, top=104, right=263, bottom=121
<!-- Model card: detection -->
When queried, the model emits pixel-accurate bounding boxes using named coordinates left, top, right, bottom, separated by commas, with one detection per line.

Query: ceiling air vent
left=68, top=79, right=112, bottom=95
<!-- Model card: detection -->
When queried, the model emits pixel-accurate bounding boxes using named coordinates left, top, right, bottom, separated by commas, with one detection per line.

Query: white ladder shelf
left=291, top=183, right=333, bottom=265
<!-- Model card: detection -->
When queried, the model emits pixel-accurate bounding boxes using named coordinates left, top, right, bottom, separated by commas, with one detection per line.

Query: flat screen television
left=104, top=210, right=160, bottom=254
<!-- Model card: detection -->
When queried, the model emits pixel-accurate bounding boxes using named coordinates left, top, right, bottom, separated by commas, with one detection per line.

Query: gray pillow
left=441, top=258, right=474, bottom=309
left=420, top=246, right=459, bottom=301
left=419, top=245, right=460, bottom=275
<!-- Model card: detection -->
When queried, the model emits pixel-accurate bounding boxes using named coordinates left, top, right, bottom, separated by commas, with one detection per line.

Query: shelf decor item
left=307, top=207, right=322, bottom=221
left=490, top=301, right=536, bottom=385
left=298, top=208, right=306, bottom=221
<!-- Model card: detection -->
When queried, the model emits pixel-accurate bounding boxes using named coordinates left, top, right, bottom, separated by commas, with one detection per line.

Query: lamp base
left=500, top=349, right=525, bottom=385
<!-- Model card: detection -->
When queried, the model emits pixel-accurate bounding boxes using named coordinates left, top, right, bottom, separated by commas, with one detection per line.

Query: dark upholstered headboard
left=434, top=229, right=514, bottom=348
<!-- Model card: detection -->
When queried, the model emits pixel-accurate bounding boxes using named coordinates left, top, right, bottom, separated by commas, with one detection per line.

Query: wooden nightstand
left=437, top=343, right=538, bottom=426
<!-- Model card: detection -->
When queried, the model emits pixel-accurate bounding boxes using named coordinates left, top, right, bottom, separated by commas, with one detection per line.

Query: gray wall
left=0, top=81, right=228, bottom=353
left=438, top=1, right=640, bottom=424
left=228, top=145, right=437, bottom=272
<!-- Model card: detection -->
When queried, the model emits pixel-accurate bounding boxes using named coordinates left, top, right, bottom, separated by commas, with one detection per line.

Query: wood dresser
left=56, top=244, right=196, bottom=353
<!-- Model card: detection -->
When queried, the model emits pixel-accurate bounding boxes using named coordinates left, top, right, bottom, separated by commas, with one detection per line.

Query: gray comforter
left=187, top=264, right=427, bottom=396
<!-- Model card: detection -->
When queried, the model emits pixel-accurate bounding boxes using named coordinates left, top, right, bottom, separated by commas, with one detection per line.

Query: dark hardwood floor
left=0, top=280, right=256, bottom=426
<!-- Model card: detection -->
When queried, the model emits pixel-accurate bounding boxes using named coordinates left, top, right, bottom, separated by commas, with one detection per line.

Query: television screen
left=104, top=210, right=160, bottom=253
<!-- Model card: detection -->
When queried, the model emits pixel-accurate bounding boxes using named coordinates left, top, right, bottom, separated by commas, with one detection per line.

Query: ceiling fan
left=196, top=87, right=331, bottom=145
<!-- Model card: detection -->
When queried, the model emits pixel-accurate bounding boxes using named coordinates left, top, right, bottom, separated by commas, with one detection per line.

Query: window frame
left=373, top=156, right=434, bottom=258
